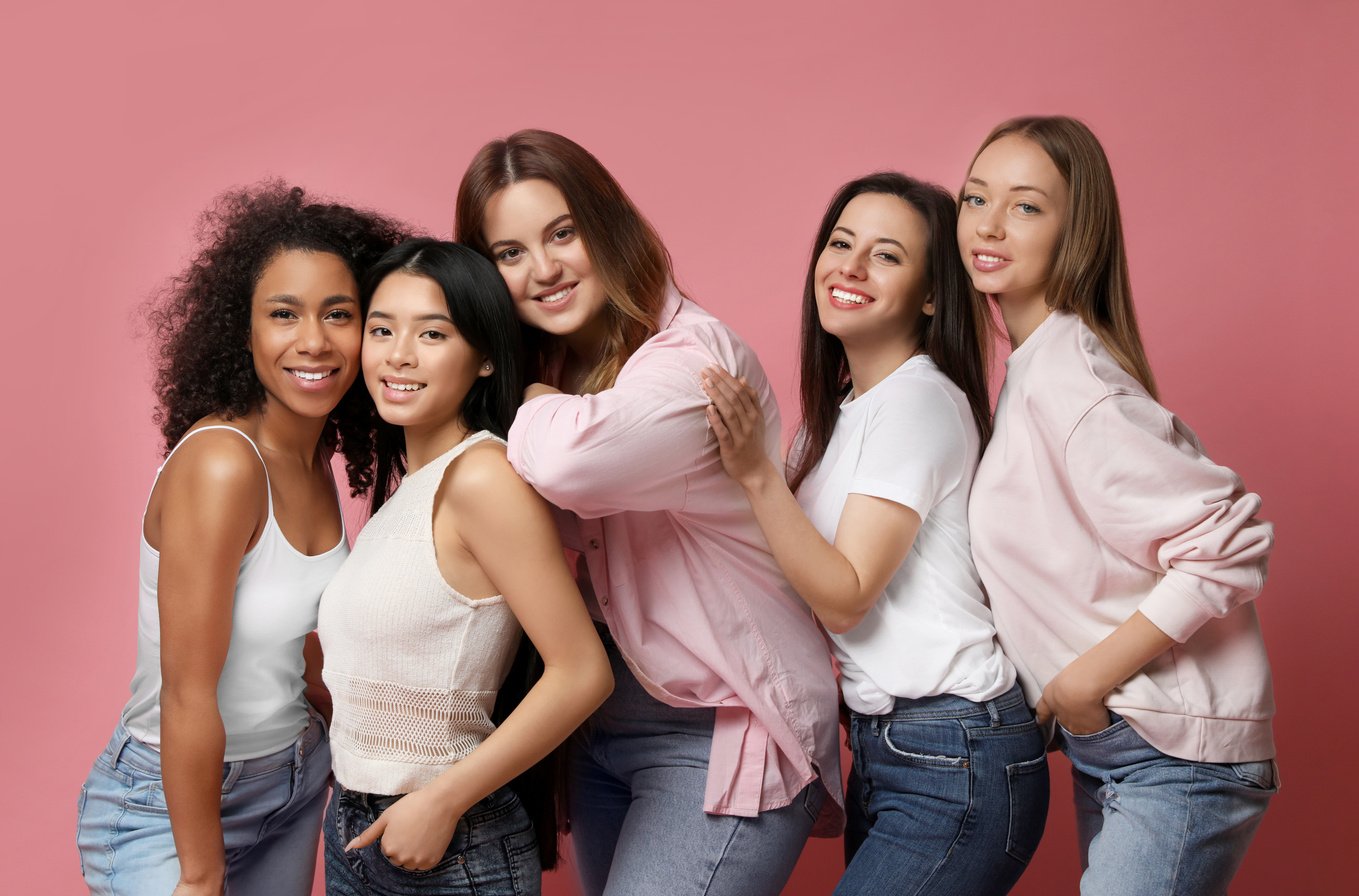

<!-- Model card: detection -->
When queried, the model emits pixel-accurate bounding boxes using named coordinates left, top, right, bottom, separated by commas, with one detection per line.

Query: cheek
left=497, top=265, right=530, bottom=302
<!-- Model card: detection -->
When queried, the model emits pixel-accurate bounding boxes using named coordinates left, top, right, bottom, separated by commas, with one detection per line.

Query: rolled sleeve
left=1064, top=393, right=1273, bottom=643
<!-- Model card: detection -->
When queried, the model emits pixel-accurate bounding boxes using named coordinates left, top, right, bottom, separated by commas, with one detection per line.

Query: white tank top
left=121, top=425, right=349, bottom=760
left=319, top=431, right=522, bottom=795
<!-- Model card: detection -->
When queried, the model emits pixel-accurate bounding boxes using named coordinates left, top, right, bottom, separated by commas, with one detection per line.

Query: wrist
left=737, top=458, right=780, bottom=494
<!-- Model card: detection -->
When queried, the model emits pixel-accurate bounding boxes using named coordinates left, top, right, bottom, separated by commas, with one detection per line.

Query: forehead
left=835, top=193, right=928, bottom=247
left=483, top=178, right=570, bottom=239
left=971, top=135, right=1065, bottom=191
left=368, top=271, right=446, bottom=313
left=253, top=249, right=356, bottom=299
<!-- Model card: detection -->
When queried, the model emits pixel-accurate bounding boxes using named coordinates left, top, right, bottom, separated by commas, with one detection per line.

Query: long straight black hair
left=788, top=172, right=994, bottom=493
left=361, top=238, right=569, bottom=866
left=362, top=238, right=524, bottom=514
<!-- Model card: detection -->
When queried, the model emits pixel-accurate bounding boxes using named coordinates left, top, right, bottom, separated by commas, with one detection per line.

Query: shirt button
left=588, top=538, right=601, bottom=549
left=601, top=596, right=609, bottom=606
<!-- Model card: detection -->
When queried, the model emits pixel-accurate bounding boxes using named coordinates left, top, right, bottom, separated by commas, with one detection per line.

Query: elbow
left=818, top=607, right=869, bottom=636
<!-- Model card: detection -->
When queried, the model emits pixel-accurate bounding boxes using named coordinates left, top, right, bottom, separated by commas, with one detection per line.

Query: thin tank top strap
left=430, top=430, right=504, bottom=473
left=148, top=424, right=273, bottom=516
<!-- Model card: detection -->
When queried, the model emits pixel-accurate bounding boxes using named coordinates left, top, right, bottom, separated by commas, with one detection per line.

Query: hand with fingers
left=345, top=786, right=465, bottom=872
left=1035, top=660, right=1112, bottom=737
left=700, top=365, right=773, bottom=488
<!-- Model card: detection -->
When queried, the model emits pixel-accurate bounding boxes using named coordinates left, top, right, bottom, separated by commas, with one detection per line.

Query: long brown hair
left=788, top=172, right=994, bottom=493
left=968, top=116, right=1158, bottom=398
left=455, top=130, right=672, bottom=393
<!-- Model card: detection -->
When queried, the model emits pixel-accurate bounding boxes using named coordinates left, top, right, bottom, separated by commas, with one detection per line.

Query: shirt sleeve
left=848, top=377, right=969, bottom=520
left=1064, top=392, right=1274, bottom=643
left=506, top=329, right=732, bottom=519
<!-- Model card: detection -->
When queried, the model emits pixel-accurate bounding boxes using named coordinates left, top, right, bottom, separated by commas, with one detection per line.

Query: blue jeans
left=1061, top=714, right=1277, bottom=896
left=76, top=713, right=331, bottom=895
left=323, top=783, right=540, bottom=895
left=569, top=633, right=822, bottom=896
left=838, top=683, right=1049, bottom=895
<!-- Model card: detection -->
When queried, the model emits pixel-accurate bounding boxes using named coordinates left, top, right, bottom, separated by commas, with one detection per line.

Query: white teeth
left=539, top=286, right=571, bottom=304
left=386, top=381, right=425, bottom=391
left=831, top=288, right=870, bottom=305
left=977, top=254, right=1005, bottom=263
left=289, top=369, right=333, bottom=381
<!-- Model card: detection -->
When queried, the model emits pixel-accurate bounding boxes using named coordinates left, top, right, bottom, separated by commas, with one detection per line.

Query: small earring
left=482, top=362, right=492, bottom=371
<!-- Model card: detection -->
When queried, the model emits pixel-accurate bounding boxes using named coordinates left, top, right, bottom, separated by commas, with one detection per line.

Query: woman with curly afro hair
left=77, top=182, right=408, bottom=896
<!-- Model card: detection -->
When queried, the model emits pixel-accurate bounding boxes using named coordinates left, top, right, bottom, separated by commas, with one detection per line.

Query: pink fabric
left=507, top=286, right=843, bottom=833
left=970, top=311, right=1275, bottom=763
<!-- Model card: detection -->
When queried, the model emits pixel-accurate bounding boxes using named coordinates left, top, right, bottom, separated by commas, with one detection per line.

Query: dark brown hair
left=966, top=116, right=1158, bottom=398
left=455, top=129, right=672, bottom=393
left=788, top=172, right=994, bottom=494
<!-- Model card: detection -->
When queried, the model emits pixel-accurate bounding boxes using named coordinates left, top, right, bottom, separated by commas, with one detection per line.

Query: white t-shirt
left=796, top=356, right=1015, bottom=713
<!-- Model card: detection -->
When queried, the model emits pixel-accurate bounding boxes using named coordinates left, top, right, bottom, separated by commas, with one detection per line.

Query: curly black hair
left=148, top=181, right=411, bottom=495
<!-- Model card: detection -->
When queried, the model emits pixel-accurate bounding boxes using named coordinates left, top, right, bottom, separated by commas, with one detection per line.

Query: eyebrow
left=966, top=176, right=1050, bottom=198
left=487, top=213, right=573, bottom=252
left=264, top=294, right=357, bottom=306
left=366, top=310, right=455, bottom=324
left=831, top=225, right=907, bottom=252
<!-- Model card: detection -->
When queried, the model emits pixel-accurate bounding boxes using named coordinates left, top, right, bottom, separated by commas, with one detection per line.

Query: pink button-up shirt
left=507, top=286, right=843, bottom=833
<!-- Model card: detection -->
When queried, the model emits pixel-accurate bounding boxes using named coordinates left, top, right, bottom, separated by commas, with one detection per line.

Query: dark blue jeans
left=323, top=782, right=540, bottom=895
left=838, top=683, right=1049, bottom=896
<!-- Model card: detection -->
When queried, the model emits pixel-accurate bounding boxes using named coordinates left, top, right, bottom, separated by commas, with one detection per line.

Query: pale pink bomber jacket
left=506, top=286, right=844, bottom=834
left=970, top=311, right=1275, bottom=763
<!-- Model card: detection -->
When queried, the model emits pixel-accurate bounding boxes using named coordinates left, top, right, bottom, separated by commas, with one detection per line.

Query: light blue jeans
left=568, top=631, right=823, bottom=896
left=1061, top=713, right=1278, bottom=896
left=76, top=713, right=331, bottom=895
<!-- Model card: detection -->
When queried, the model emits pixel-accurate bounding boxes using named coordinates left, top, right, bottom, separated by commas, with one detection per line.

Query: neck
left=252, top=399, right=329, bottom=468
left=844, top=333, right=923, bottom=398
left=995, top=291, right=1052, bottom=349
left=403, top=417, right=471, bottom=474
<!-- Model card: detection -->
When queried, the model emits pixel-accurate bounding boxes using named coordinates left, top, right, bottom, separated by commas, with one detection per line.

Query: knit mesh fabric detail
left=328, top=670, right=496, bottom=766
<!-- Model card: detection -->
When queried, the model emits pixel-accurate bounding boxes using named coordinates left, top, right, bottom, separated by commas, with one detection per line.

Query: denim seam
left=699, top=815, right=746, bottom=896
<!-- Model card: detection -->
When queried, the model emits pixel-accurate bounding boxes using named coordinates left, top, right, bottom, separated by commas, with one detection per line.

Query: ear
left=922, top=292, right=936, bottom=317
left=478, top=359, right=494, bottom=378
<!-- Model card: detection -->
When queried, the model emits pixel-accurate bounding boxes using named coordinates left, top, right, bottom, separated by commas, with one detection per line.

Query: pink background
left=5, top=1, right=1354, bottom=892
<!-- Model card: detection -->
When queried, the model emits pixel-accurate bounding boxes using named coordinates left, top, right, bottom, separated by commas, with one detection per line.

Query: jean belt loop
left=221, top=761, right=243, bottom=792
left=985, top=697, right=1003, bottom=727
left=109, top=726, right=134, bottom=768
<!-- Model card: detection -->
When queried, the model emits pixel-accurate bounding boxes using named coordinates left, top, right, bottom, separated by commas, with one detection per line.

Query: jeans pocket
left=1229, top=759, right=1279, bottom=792
left=800, top=781, right=826, bottom=823
left=1005, top=753, right=1050, bottom=864
left=1059, top=716, right=1128, bottom=743
left=881, top=722, right=970, bottom=768
left=123, top=778, right=170, bottom=816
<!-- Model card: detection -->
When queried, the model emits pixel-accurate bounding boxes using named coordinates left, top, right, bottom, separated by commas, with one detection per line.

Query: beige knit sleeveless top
left=318, top=431, right=522, bottom=795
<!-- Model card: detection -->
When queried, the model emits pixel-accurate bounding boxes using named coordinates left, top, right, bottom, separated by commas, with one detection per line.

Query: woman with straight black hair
left=704, top=172, right=1048, bottom=895
left=318, top=239, right=611, bottom=896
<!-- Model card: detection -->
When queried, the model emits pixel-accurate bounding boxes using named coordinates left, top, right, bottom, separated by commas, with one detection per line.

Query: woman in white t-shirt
left=702, top=172, right=1048, bottom=895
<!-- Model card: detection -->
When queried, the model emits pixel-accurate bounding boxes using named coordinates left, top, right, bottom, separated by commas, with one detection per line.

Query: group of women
left=75, top=116, right=1277, bottom=896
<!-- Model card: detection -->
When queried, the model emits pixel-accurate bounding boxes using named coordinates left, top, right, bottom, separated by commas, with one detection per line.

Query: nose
left=977, top=205, right=1005, bottom=239
left=839, top=249, right=867, bottom=280
left=530, top=248, right=562, bottom=285
left=387, top=330, right=416, bottom=368
left=296, top=315, right=330, bottom=355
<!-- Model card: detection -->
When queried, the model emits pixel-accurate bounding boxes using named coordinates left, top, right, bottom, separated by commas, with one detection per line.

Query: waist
left=854, top=682, right=1030, bottom=724
left=105, top=711, right=326, bottom=778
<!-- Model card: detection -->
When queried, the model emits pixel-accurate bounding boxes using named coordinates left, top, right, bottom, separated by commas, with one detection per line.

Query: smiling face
left=249, top=249, right=361, bottom=422
left=480, top=178, right=610, bottom=357
left=958, top=134, right=1069, bottom=310
left=362, top=271, right=490, bottom=438
left=813, top=192, right=935, bottom=349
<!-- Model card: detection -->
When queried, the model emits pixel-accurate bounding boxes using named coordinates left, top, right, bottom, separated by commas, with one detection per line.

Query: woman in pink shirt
left=453, top=130, right=842, bottom=896
left=960, top=116, right=1277, bottom=895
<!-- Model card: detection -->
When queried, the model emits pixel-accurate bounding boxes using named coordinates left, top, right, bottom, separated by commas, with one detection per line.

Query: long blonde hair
left=455, top=130, right=672, bottom=394
left=970, top=116, right=1158, bottom=398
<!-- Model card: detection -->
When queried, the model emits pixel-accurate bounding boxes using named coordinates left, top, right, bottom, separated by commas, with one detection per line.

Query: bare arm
left=702, top=367, right=921, bottom=634
left=346, top=445, right=611, bottom=869
left=154, top=433, right=266, bottom=895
